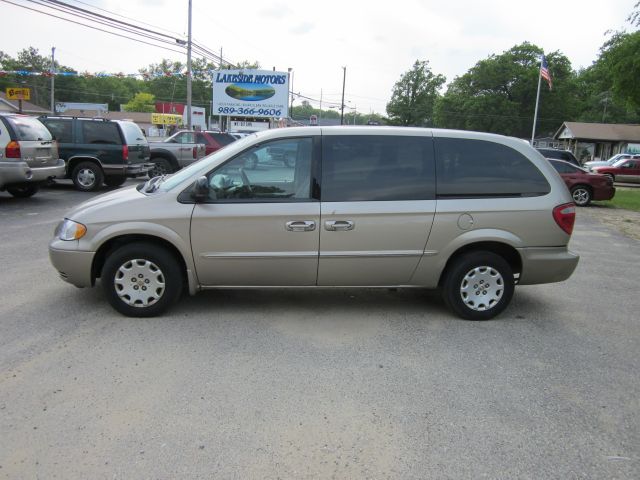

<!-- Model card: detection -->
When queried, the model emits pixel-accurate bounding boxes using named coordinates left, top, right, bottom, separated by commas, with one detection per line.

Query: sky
left=0, top=0, right=636, bottom=115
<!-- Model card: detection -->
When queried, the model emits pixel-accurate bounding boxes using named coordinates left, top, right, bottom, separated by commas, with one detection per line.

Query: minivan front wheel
left=102, top=242, right=183, bottom=317
left=442, top=251, right=515, bottom=320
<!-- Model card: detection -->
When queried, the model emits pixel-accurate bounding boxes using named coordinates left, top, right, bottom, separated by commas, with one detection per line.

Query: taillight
left=122, top=145, right=129, bottom=161
left=6, top=140, right=21, bottom=158
left=553, top=203, right=576, bottom=235
left=192, top=146, right=197, bottom=159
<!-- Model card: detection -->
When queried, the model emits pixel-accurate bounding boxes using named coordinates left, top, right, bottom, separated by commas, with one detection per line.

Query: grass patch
left=593, top=187, right=640, bottom=212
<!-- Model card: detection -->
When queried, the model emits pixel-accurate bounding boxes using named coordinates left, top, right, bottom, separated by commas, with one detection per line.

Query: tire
left=441, top=251, right=515, bottom=320
left=570, top=185, right=592, bottom=206
left=72, top=161, right=104, bottom=192
left=148, top=157, right=173, bottom=178
left=104, top=175, right=126, bottom=188
left=101, top=242, right=183, bottom=317
left=6, top=184, right=39, bottom=198
left=243, top=153, right=258, bottom=170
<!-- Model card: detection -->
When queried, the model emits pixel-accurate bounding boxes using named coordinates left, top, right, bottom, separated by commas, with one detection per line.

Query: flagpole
left=531, top=55, right=543, bottom=145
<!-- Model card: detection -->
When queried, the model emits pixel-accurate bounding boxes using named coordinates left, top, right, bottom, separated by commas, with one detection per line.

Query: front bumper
left=49, top=240, right=95, bottom=288
left=0, top=159, right=66, bottom=189
left=517, top=246, right=579, bottom=285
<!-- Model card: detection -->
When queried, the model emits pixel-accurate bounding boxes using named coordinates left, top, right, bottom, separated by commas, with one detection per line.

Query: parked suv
left=39, top=116, right=153, bottom=191
left=49, top=127, right=579, bottom=320
left=0, top=113, right=65, bottom=197
left=536, top=147, right=581, bottom=167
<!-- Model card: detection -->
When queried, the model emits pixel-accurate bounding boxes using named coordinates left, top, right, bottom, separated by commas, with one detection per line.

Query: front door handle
left=325, top=220, right=355, bottom=231
left=286, top=220, right=316, bottom=232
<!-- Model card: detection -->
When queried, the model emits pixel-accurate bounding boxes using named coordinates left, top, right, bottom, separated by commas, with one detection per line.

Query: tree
left=597, top=31, right=640, bottom=109
left=386, top=60, right=445, bottom=126
left=123, top=92, right=156, bottom=112
left=434, top=43, right=578, bottom=137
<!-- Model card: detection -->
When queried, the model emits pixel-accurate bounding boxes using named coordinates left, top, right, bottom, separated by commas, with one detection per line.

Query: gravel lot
left=0, top=181, right=639, bottom=479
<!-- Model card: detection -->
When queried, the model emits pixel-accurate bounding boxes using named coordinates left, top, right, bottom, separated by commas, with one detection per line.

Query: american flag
left=541, top=55, right=552, bottom=90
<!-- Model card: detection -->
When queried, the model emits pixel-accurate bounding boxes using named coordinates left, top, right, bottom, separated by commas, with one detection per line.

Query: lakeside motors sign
left=212, top=69, right=289, bottom=118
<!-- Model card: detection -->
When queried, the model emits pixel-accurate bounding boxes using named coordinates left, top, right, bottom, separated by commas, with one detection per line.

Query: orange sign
left=6, top=88, right=31, bottom=100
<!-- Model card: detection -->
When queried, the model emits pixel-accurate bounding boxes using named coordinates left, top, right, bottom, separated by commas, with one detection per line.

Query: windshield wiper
left=142, top=174, right=168, bottom=193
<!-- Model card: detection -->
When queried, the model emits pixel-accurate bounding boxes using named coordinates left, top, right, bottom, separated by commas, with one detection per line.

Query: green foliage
left=434, top=43, right=578, bottom=137
left=123, top=92, right=156, bottom=112
left=386, top=60, right=445, bottom=126
left=594, top=188, right=640, bottom=211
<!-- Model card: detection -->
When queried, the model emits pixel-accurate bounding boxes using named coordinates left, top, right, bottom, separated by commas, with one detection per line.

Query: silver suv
left=0, top=113, right=65, bottom=197
left=49, top=127, right=579, bottom=320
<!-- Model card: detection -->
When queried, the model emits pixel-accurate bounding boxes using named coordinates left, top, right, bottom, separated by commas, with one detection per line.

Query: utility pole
left=50, top=47, right=56, bottom=114
left=319, top=88, right=323, bottom=123
left=340, top=66, right=346, bottom=125
left=186, top=0, right=193, bottom=130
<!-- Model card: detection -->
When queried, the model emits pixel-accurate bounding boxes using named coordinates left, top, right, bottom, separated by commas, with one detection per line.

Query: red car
left=548, top=159, right=615, bottom=206
left=194, top=131, right=236, bottom=155
left=591, top=157, right=640, bottom=184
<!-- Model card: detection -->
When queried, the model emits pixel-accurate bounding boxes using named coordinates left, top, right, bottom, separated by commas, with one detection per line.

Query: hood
left=64, top=184, right=148, bottom=222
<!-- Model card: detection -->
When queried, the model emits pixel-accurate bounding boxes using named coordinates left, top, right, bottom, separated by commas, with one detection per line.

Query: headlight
left=58, top=219, right=87, bottom=241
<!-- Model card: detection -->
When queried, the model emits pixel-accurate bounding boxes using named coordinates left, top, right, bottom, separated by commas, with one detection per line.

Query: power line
left=1, top=0, right=187, bottom=55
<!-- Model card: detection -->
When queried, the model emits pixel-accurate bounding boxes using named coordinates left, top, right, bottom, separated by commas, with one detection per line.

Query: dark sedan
left=548, top=159, right=615, bottom=206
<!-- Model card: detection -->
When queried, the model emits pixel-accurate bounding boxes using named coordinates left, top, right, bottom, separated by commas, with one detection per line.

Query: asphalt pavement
left=0, top=180, right=638, bottom=479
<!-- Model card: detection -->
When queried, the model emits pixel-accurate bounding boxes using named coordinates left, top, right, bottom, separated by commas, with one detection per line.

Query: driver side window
left=207, top=137, right=313, bottom=202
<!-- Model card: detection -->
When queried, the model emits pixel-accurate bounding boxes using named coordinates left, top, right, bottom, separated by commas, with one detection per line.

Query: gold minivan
left=49, top=127, right=579, bottom=320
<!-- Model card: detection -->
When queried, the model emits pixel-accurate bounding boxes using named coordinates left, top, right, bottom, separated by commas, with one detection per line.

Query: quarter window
left=81, top=121, right=122, bottom=145
left=321, top=135, right=435, bottom=201
left=436, top=138, right=550, bottom=197
left=42, top=119, right=72, bottom=143
left=205, top=137, right=313, bottom=202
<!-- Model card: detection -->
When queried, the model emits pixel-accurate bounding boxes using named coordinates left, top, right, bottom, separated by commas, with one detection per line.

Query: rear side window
left=210, top=133, right=235, bottom=146
left=436, top=138, right=550, bottom=197
left=549, top=160, right=573, bottom=174
left=119, top=122, right=146, bottom=144
left=81, top=121, right=122, bottom=145
left=6, top=116, right=52, bottom=141
left=321, top=135, right=435, bottom=201
left=42, top=119, right=72, bottom=143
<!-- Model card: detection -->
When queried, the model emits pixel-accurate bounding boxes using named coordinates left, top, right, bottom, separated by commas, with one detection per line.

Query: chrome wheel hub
left=460, top=266, right=504, bottom=311
left=572, top=188, right=589, bottom=205
left=114, top=259, right=165, bottom=307
left=77, top=168, right=96, bottom=187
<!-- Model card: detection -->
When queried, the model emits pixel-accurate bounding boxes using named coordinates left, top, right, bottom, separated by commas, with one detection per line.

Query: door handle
left=286, top=221, right=316, bottom=232
left=325, top=220, right=354, bottom=231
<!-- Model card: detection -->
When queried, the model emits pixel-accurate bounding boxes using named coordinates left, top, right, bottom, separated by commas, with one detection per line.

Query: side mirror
left=192, top=176, right=213, bottom=202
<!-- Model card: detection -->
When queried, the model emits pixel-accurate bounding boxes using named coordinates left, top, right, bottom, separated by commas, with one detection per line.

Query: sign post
left=6, top=88, right=31, bottom=114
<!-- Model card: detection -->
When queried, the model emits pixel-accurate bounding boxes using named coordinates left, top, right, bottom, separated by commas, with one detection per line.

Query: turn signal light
left=6, top=141, right=20, bottom=158
left=122, top=145, right=129, bottom=161
left=552, top=203, right=576, bottom=235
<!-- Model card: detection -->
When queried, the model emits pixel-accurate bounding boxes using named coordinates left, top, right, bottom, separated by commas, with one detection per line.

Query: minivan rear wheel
left=101, top=242, right=183, bottom=317
left=442, top=251, right=514, bottom=320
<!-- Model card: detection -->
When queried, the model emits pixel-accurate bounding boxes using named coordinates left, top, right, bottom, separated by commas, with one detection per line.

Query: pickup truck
left=147, top=131, right=207, bottom=177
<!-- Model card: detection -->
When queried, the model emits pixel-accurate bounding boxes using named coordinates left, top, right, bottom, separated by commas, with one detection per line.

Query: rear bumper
left=103, top=162, right=154, bottom=178
left=0, top=159, right=66, bottom=188
left=125, top=162, right=155, bottom=177
left=517, top=246, right=579, bottom=285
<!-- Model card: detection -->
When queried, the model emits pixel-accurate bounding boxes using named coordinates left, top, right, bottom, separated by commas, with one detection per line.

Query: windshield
left=7, top=116, right=52, bottom=141
left=157, top=133, right=257, bottom=192
left=613, top=158, right=631, bottom=167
